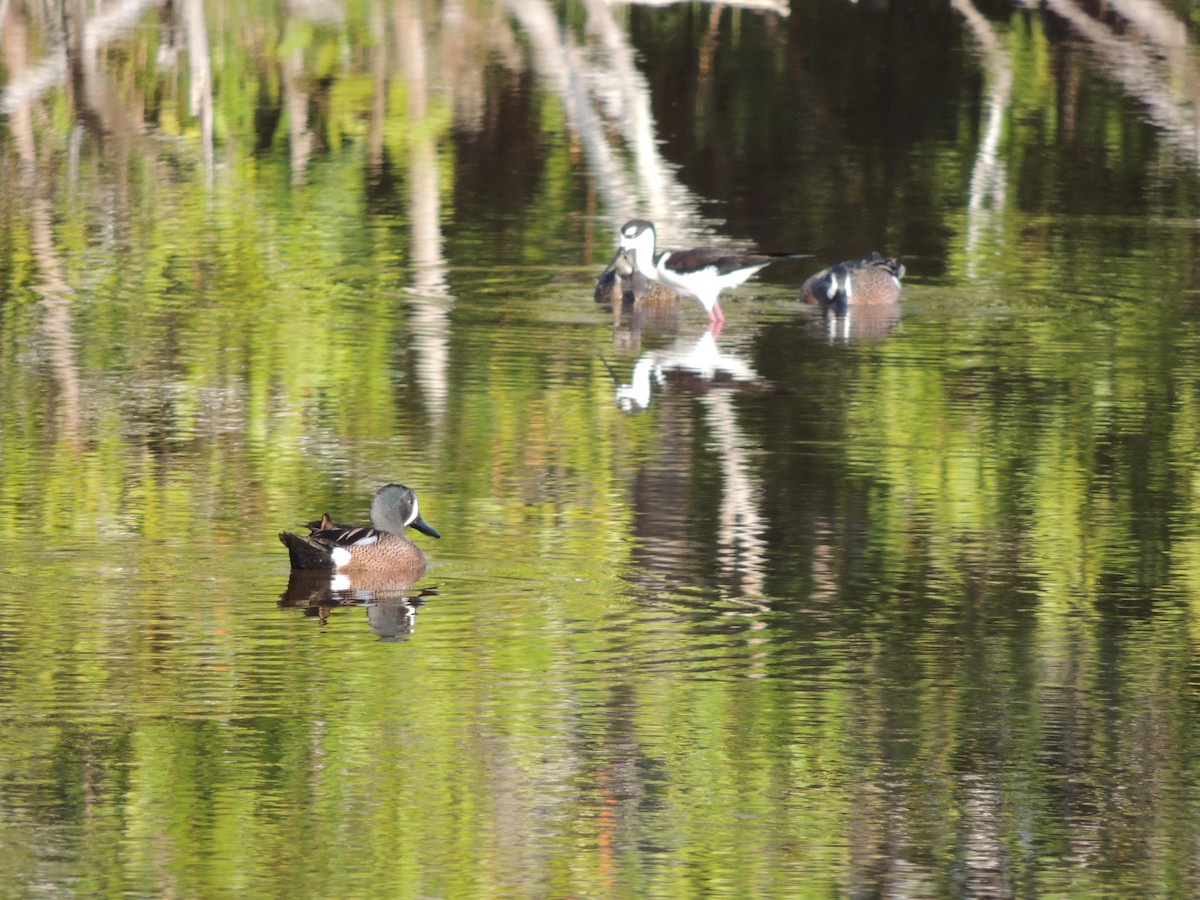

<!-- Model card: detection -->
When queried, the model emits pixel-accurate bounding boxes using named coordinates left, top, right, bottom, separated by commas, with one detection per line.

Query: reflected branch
left=395, top=0, right=453, bottom=423
left=281, top=47, right=314, bottom=184
left=2, top=4, right=82, bottom=444
left=950, top=0, right=1012, bottom=279
left=508, top=0, right=728, bottom=243
left=702, top=390, right=768, bottom=599
left=0, top=0, right=164, bottom=114
left=1044, top=0, right=1200, bottom=171
left=183, top=0, right=213, bottom=181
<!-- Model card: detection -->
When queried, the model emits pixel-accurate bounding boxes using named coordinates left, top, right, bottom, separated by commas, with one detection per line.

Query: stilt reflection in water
left=606, top=331, right=769, bottom=414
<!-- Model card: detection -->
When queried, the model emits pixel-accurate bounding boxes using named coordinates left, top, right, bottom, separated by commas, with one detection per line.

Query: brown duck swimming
left=594, top=246, right=679, bottom=309
left=800, top=253, right=905, bottom=310
left=279, top=483, right=441, bottom=575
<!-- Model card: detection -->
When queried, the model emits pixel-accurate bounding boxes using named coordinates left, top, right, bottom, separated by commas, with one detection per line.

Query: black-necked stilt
left=800, top=252, right=905, bottom=311
left=618, top=219, right=806, bottom=329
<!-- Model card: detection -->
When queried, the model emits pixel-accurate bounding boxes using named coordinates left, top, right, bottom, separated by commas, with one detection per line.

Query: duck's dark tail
left=279, top=532, right=335, bottom=570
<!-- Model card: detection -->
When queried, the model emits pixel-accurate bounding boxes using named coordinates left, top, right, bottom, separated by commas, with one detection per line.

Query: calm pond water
left=5, top=0, right=1200, bottom=895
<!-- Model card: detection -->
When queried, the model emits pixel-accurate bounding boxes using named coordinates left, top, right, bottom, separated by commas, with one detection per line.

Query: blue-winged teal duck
left=279, top=483, right=441, bottom=574
left=594, top=246, right=679, bottom=309
left=800, top=253, right=905, bottom=310
left=618, top=219, right=807, bottom=327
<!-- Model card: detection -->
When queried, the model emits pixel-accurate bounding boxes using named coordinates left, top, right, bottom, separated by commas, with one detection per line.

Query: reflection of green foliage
left=5, top=0, right=1200, bottom=895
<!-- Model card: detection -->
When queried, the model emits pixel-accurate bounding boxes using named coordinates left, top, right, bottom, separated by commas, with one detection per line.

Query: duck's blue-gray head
left=370, top=483, right=441, bottom=538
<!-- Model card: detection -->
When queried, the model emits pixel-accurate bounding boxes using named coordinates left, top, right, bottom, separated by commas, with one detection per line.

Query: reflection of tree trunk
left=184, top=0, right=213, bottom=181
left=692, top=4, right=722, bottom=139
left=367, top=1, right=387, bottom=171
left=397, top=0, right=452, bottom=423
left=618, top=333, right=768, bottom=604
left=0, top=0, right=163, bottom=115
left=959, top=776, right=1011, bottom=896
left=2, top=5, right=82, bottom=444
left=281, top=48, right=313, bottom=184
left=67, top=0, right=143, bottom=160
left=1105, top=0, right=1188, bottom=53
left=950, top=0, right=1011, bottom=279
left=582, top=0, right=714, bottom=240
left=512, top=0, right=716, bottom=243
left=397, top=0, right=427, bottom=120
left=406, top=135, right=452, bottom=422
left=702, top=390, right=767, bottom=600
left=1045, top=0, right=1200, bottom=170
left=1059, top=44, right=1079, bottom=143
left=3, top=6, right=37, bottom=164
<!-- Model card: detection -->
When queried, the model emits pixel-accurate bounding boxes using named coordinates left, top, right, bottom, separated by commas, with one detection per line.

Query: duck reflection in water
left=799, top=252, right=905, bottom=343
left=279, top=570, right=439, bottom=640
left=277, top=483, right=442, bottom=639
left=606, top=331, right=769, bottom=413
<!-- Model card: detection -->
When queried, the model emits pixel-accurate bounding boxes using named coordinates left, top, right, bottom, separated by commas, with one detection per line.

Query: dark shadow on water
left=278, top=570, right=440, bottom=641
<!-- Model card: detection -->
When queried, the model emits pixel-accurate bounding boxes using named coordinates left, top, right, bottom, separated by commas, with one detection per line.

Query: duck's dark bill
left=412, top=515, right=442, bottom=539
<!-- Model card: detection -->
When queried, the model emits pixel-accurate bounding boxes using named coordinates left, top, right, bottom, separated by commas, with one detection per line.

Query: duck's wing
left=862, top=252, right=905, bottom=279
left=309, top=523, right=382, bottom=548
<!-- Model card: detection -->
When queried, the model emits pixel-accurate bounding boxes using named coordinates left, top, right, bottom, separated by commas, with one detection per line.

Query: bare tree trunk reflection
left=614, top=333, right=770, bottom=608
left=396, top=0, right=453, bottom=424
left=951, top=0, right=1011, bottom=280
left=510, top=0, right=728, bottom=244
left=281, top=46, right=313, bottom=185
left=367, top=1, right=388, bottom=171
left=1045, top=0, right=1200, bottom=169
left=3, top=3, right=82, bottom=445
left=692, top=4, right=722, bottom=138
left=67, top=0, right=144, bottom=161
left=702, top=390, right=768, bottom=602
left=1, top=0, right=163, bottom=115
left=184, top=0, right=213, bottom=182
